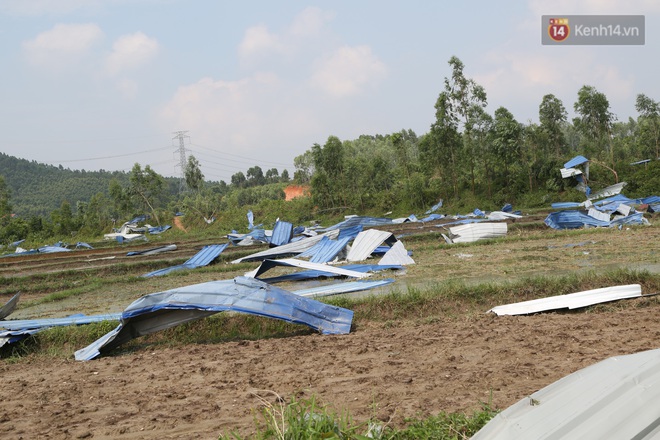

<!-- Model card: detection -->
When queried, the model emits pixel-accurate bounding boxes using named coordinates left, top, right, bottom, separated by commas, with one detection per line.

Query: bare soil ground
left=1, top=218, right=659, bottom=439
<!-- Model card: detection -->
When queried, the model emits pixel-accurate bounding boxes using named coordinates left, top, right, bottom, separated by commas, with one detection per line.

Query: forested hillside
left=0, top=154, right=179, bottom=218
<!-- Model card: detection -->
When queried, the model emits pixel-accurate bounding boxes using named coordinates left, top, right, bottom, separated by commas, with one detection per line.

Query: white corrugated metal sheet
left=560, top=167, right=583, bottom=178
left=488, top=284, right=642, bottom=316
left=346, top=230, right=396, bottom=262
left=445, top=222, right=507, bottom=244
left=378, top=241, right=414, bottom=266
left=472, top=347, right=660, bottom=439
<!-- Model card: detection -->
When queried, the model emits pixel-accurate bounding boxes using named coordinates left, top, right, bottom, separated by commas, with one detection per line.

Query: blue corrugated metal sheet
left=319, top=216, right=394, bottom=232
left=337, top=225, right=363, bottom=241
left=258, top=264, right=404, bottom=284
left=270, top=220, right=293, bottom=247
left=246, top=258, right=368, bottom=280
left=545, top=210, right=647, bottom=229
left=293, top=279, right=395, bottom=298
left=544, top=211, right=610, bottom=229
left=142, top=243, right=228, bottom=277
left=75, top=276, right=354, bottom=361
left=231, top=231, right=339, bottom=263
left=310, top=237, right=351, bottom=263
left=564, top=155, right=589, bottom=168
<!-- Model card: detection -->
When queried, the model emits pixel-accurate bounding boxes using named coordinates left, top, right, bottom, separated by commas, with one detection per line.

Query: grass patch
left=219, top=393, right=497, bottom=439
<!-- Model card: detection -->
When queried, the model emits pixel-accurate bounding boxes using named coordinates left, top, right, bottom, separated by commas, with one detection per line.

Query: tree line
left=0, top=56, right=659, bottom=244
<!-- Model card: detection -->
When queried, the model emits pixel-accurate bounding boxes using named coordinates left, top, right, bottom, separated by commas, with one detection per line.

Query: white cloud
left=473, top=50, right=635, bottom=121
left=238, top=25, right=285, bottom=59
left=159, top=73, right=320, bottom=163
left=309, top=45, right=387, bottom=98
left=289, top=6, right=335, bottom=37
left=22, top=23, right=103, bottom=69
left=105, top=32, right=159, bottom=76
left=116, top=78, right=138, bottom=100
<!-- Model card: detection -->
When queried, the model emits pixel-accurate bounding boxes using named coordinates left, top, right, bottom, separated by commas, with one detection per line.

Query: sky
left=1, top=0, right=659, bottom=184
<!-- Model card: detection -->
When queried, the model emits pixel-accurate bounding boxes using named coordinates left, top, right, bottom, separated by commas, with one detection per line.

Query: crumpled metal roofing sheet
left=560, top=167, right=583, bottom=178
left=337, top=225, right=363, bottom=241
left=258, top=264, right=404, bottom=283
left=346, top=230, right=396, bottom=262
left=488, top=284, right=642, bottom=316
left=0, top=292, right=20, bottom=320
left=142, top=243, right=228, bottom=277
left=292, top=279, right=395, bottom=298
left=563, top=155, right=589, bottom=168
left=544, top=211, right=610, bottom=229
left=378, top=241, right=415, bottom=266
left=310, top=237, right=351, bottom=263
left=75, top=276, right=354, bottom=361
left=0, top=312, right=122, bottom=331
left=245, top=258, right=369, bottom=280
left=472, top=347, right=660, bottom=439
left=445, top=222, right=507, bottom=244
left=231, top=230, right=339, bottom=263
left=269, top=220, right=293, bottom=247
left=544, top=210, right=647, bottom=229
left=127, top=244, right=177, bottom=256
left=587, top=182, right=627, bottom=200
left=318, top=216, right=394, bottom=232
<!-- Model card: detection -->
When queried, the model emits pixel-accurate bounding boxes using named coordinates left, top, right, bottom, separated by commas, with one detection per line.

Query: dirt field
left=1, top=219, right=659, bottom=439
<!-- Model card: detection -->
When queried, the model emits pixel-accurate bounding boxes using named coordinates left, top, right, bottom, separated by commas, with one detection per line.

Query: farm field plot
left=1, top=219, right=659, bottom=439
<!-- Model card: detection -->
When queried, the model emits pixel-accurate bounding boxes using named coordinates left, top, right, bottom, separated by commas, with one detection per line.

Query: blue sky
left=1, top=0, right=658, bottom=183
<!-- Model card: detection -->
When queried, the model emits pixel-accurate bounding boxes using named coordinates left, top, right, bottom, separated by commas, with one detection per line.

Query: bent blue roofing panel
left=75, top=276, right=354, bottom=361
left=270, top=220, right=293, bottom=246
left=310, top=237, right=351, bottom=263
left=337, top=225, right=363, bottom=241
left=544, top=211, right=610, bottom=229
left=293, top=279, right=395, bottom=298
left=142, top=243, right=228, bottom=277
left=0, top=313, right=122, bottom=331
left=564, top=155, right=589, bottom=168
left=259, top=264, right=404, bottom=284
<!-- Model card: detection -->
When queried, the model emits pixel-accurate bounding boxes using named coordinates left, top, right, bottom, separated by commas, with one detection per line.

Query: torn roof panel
left=127, top=244, right=177, bottom=256
left=142, top=243, right=228, bottom=277
left=258, top=264, right=404, bottom=284
left=337, top=225, right=363, bottom=241
left=309, top=237, right=351, bottom=264
left=318, top=216, right=394, bottom=232
left=270, top=220, right=293, bottom=247
left=563, top=155, right=589, bottom=169
left=292, top=279, right=395, bottom=298
left=445, top=222, right=508, bottom=244
left=488, top=284, right=642, bottom=316
left=245, top=258, right=369, bottom=280
left=587, top=182, right=627, bottom=200
left=0, top=292, right=21, bottom=320
left=472, top=347, right=660, bottom=440
left=0, top=313, right=122, bottom=331
left=544, top=210, right=610, bottom=229
left=75, top=276, right=354, bottom=361
left=560, top=167, right=583, bottom=178
left=231, top=230, right=340, bottom=263
left=378, top=241, right=414, bottom=266
left=346, top=230, right=397, bottom=262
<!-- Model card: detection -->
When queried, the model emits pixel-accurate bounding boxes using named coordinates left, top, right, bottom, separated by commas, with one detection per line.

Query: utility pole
left=172, top=130, right=189, bottom=193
